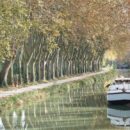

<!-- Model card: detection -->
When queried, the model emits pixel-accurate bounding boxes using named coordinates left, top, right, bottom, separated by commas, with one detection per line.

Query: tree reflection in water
left=0, top=83, right=125, bottom=130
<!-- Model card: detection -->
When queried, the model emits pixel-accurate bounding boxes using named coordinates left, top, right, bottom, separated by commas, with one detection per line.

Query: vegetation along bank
left=0, top=70, right=116, bottom=114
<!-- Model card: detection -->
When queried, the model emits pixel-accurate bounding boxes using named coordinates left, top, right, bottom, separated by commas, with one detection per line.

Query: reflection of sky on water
left=0, top=117, right=5, bottom=130
left=0, top=110, right=28, bottom=130
left=21, top=110, right=28, bottom=129
left=12, top=111, right=17, bottom=128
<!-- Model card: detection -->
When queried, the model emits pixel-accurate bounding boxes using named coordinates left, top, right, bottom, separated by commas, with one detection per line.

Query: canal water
left=0, top=70, right=130, bottom=130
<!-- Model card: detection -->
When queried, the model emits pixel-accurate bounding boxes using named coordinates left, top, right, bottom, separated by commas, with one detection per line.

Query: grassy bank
left=45, top=70, right=116, bottom=96
left=0, top=70, right=117, bottom=113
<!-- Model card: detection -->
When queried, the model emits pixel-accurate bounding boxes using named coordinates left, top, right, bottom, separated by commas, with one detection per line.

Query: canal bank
left=0, top=70, right=116, bottom=113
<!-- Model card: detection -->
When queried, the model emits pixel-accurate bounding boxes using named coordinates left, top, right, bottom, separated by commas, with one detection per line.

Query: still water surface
left=0, top=70, right=130, bottom=130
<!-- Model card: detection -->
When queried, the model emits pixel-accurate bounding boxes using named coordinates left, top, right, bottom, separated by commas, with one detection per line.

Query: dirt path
left=0, top=70, right=109, bottom=98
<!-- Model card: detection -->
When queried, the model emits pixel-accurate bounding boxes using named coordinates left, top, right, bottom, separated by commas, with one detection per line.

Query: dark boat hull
left=108, top=100, right=130, bottom=105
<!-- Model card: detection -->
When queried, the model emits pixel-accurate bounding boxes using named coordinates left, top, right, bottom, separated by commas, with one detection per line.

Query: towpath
left=0, top=70, right=109, bottom=98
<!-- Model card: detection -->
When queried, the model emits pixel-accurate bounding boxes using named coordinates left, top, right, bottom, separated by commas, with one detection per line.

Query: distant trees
left=0, top=0, right=129, bottom=86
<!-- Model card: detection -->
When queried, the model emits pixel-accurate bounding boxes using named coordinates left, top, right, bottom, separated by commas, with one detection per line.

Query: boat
left=107, top=105, right=130, bottom=127
left=107, top=77, right=130, bottom=104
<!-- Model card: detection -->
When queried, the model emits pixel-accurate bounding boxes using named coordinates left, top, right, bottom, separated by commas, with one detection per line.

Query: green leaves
left=0, top=0, right=129, bottom=62
left=0, top=0, right=30, bottom=61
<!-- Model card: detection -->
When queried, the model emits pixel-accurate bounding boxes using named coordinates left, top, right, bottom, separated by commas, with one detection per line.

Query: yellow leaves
left=104, top=50, right=117, bottom=60
left=52, top=11, right=72, bottom=29
left=53, top=18, right=72, bottom=30
left=45, top=36, right=58, bottom=53
left=54, top=18, right=65, bottom=26
left=52, top=30, right=60, bottom=37
left=0, top=41, right=12, bottom=60
left=0, top=0, right=31, bottom=61
left=0, top=0, right=129, bottom=62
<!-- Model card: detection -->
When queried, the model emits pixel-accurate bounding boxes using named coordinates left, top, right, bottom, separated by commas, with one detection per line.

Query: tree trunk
left=72, top=61, right=76, bottom=75
left=43, top=60, right=47, bottom=81
left=0, top=60, right=13, bottom=86
left=33, top=44, right=42, bottom=82
left=63, top=60, right=67, bottom=76
left=85, top=59, right=87, bottom=73
left=68, top=61, right=71, bottom=75
left=52, top=62, right=55, bottom=79
left=60, top=56, right=63, bottom=77
left=19, top=45, right=24, bottom=84
left=75, top=60, right=78, bottom=74
left=10, top=61, right=14, bottom=86
left=32, top=62, right=36, bottom=82
left=38, top=59, right=42, bottom=81
left=56, top=49, right=60, bottom=77
left=26, top=50, right=35, bottom=83
left=48, top=60, right=52, bottom=80
left=26, top=64, right=29, bottom=83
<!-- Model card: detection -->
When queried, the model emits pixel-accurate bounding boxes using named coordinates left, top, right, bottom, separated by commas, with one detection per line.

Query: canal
left=0, top=70, right=130, bottom=130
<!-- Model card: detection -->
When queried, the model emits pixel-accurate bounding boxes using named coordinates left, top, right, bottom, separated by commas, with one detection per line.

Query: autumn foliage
left=0, top=0, right=129, bottom=86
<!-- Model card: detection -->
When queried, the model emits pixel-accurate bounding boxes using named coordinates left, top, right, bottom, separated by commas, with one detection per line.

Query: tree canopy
left=0, top=0, right=129, bottom=86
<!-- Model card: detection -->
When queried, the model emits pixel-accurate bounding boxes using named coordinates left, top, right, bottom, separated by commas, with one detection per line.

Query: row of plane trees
left=0, top=0, right=129, bottom=86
